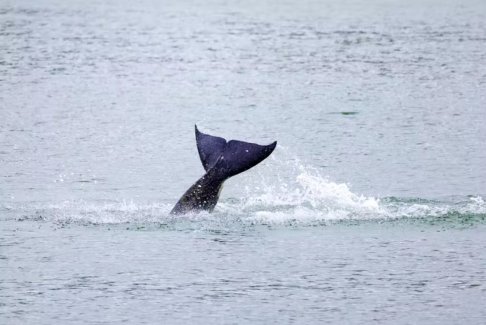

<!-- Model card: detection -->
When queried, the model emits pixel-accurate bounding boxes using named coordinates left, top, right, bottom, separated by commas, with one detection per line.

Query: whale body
left=170, top=126, right=277, bottom=215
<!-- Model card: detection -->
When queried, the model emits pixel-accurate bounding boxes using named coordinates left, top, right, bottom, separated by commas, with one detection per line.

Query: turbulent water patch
left=2, top=162, right=485, bottom=230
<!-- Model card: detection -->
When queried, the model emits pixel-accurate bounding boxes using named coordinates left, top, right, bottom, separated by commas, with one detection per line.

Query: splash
left=2, top=151, right=485, bottom=228
left=220, top=162, right=385, bottom=225
left=216, top=151, right=485, bottom=226
left=10, top=200, right=172, bottom=225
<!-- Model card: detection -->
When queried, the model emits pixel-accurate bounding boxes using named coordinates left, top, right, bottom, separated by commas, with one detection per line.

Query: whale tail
left=170, top=126, right=276, bottom=215
left=195, top=125, right=277, bottom=178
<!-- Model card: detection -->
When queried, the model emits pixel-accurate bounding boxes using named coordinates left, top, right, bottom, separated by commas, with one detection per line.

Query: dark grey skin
left=170, top=164, right=225, bottom=214
left=170, top=126, right=276, bottom=215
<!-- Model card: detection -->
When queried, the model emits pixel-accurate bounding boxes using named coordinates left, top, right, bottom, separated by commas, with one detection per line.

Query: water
left=1, top=0, right=486, bottom=323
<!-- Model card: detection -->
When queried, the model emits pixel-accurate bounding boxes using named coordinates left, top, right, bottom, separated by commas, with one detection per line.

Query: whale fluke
left=195, top=126, right=227, bottom=171
left=196, top=125, right=277, bottom=177
left=170, top=126, right=277, bottom=215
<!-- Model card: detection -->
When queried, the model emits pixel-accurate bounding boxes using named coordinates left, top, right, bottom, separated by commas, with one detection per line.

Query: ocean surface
left=1, top=0, right=486, bottom=324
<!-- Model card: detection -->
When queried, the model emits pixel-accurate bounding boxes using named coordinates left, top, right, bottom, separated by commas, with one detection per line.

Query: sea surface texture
left=1, top=0, right=486, bottom=324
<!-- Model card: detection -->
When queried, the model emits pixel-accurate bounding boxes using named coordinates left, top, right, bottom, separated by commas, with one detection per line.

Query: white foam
left=31, top=200, right=172, bottom=224
left=218, top=152, right=485, bottom=225
left=219, top=155, right=386, bottom=224
left=4, top=150, right=485, bottom=226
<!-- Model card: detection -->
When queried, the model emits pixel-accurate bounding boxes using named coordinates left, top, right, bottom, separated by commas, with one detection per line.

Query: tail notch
left=195, top=125, right=277, bottom=177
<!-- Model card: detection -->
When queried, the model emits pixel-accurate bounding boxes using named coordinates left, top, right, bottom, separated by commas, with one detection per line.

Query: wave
left=1, top=155, right=485, bottom=229
left=2, top=195, right=484, bottom=230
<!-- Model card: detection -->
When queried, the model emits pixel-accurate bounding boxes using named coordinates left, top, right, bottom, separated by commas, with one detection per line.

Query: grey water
left=1, top=0, right=486, bottom=324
